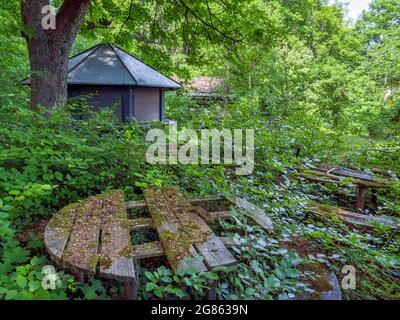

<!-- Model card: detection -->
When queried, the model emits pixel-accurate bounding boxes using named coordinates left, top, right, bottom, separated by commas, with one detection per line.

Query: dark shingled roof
left=22, top=43, right=181, bottom=89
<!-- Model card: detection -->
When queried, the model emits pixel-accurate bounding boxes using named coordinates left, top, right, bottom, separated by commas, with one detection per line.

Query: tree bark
left=21, top=0, right=91, bottom=109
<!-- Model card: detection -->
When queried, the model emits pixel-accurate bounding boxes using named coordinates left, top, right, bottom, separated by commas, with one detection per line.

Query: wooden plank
left=228, top=197, right=274, bottom=232
left=189, top=195, right=226, bottom=204
left=143, top=188, right=207, bottom=272
left=63, top=221, right=100, bottom=274
left=193, top=207, right=230, bottom=222
left=132, top=241, right=165, bottom=259
left=99, top=190, right=136, bottom=280
left=131, top=238, right=242, bottom=259
left=162, top=188, right=237, bottom=270
left=45, top=202, right=79, bottom=263
left=44, top=225, right=69, bottom=263
left=129, top=217, right=153, bottom=230
left=125, top=200, right=147, bottom=210
left=300, top=169, right=385, bottom=188
left=210, top=211, right=231, bottom=219
left=332, top=168, right=375, bottom=182
left=219, top=237, right=244, bottom=248
left=307, top=200, right=400, bottom=229
left=61, top=196, right=104, bottom=274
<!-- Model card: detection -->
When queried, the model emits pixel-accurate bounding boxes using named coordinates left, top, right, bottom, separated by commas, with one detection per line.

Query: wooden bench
left=45, top=188, right=274, bottom=299
left=298, top=164, right=389, bottom=212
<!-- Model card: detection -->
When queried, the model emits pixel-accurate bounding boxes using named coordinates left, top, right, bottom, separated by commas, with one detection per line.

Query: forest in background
left=0, top=0, right=399, bottom=300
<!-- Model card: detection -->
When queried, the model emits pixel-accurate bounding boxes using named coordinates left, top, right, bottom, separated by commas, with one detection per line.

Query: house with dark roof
left=22, top=43, right=182, bottom=123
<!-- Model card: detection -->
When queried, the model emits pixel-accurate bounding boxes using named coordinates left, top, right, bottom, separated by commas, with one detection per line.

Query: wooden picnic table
left=298, top=164, right=389, bottom=212
left=45, top=187, right=274, bottom=300
left=44, top=190, right=137, bottom=299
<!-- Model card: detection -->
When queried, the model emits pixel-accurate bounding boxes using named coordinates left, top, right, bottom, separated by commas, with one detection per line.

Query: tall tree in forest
left=21, top=0, right=91, bottom=109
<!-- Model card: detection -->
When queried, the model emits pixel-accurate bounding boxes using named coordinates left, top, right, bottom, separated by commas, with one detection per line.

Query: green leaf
left=154, top=286, right=164, bottom=298
left=30, top=256, right=39, bottom=266
left=29, top=280, right=40, bottom=292
left=5, top=289, right=18, bottom=300
left=145, top=282, right=157, bottom=291
left=161, top=276, right=172, bottom=283
left=16, top=275, right=27, bottom=288
left=274, top=268, right=286, bottom=280
left=54, top=171, right=63, bottom=181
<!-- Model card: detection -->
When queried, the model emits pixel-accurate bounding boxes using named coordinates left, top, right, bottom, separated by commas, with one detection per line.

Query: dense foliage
left=0, top=0, right=399, bottom=300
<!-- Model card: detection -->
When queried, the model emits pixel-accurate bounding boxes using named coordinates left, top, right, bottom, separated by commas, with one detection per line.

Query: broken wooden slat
left=228, top=197, right=274, bottom=232
left=189, top=195, right=226, bottom=204
left=162, top=188, right=237, bottom=270
left=44, top=225, right=69, bottom=263
left=143, top=188, right=208, bottom=272
left=99, top=190, right=136, bottom=281
left=210, top=211, right=231, bottom=219
left=125, top=200, right=147, bottom=210
left=132, top=241, right=165, bottom=259
left=300, top=168, right=386, bottom=188
left=45, top=203, right=79, bottom=264
left=131, top=237, right=242, bottom=260
left=307, top=200, right=400, bottom=229
left=129, top=217, right=154, bottom=230
left=218, top=237, right=241, bottom=248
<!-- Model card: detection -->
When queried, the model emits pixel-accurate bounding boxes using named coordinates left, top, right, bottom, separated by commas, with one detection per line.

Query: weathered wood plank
left=99, top=190, right=136, bottom=281
left=125, top=200, right=147, bottom=210
left=162, top=188, right=237, bottom=270
left=131, top=238, right=242, bottom=259
left=189, top=195, right=226, bottom=204
left=63, top=222, right=100, bottom=274
left=218, top=237, right=244, bottom=248
left=210, top=211, right=231, bottom=219
left=44, top=225, right=69, bottom=263
left=132, top=241, right=165, bottom=259
left=45, top=202, right=79, bottom=264
left=307, top=200, right=400, bottom=229
left=61, top=196, right=103, bottom=274
left=228, top=197, right=274, bottom=232
left=143, top=188, right=208, bottom=272
left=300, top=168, right=386, bottom=188
left=129, top=217, right=154, bottom=230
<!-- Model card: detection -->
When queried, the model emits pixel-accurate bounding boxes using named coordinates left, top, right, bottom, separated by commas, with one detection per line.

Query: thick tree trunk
left=21, top=0, right=91, bottom=109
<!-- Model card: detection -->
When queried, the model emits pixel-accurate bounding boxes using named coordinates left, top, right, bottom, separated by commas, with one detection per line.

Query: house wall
left=68, top=85, right=164, bottom=122
left=133, top=87, right=161, bottom=121
left=68, top=85, right=124, bottom=121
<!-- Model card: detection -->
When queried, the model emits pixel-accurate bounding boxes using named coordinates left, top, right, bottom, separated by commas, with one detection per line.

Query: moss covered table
left=45, top=187, right=274, bottom=300
left=44, top=190, right=138, bottom=300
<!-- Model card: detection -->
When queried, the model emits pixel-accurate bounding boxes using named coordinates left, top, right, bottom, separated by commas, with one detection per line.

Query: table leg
left=207, top=281, right=217, bottom=300
left=123, top=278, right=137, bottom=300
left=356, top=187, right=366, bottom=213
left=74, top=272, right=85, bottom=283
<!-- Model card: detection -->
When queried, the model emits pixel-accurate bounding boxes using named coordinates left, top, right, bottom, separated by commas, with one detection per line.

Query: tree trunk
left=21, top=0, right=91, bottom=109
